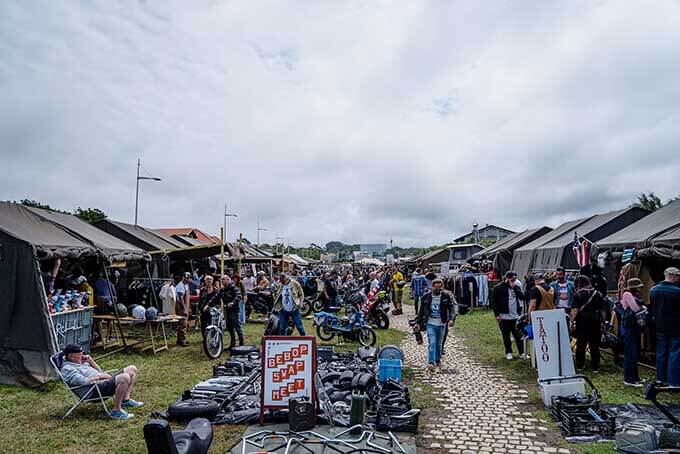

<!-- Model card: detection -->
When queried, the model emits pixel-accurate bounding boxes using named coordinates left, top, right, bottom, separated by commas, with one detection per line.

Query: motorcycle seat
left=340, top=316, right=350, bottom=323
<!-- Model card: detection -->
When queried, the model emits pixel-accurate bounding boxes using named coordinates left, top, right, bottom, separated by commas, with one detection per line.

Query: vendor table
left=92, top=314, right=183, bottom=358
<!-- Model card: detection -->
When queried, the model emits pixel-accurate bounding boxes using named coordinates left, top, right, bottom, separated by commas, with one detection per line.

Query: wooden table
left=92, top=314, right=184, bottom=358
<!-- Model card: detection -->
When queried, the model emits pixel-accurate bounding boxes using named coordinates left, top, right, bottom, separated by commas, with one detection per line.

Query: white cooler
left=538, top=375, right=586, bottom=409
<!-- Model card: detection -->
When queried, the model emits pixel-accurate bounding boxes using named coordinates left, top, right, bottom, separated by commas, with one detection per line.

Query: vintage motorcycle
left=361, top=288, right=391, bottom=329
left=314, top=309, right=376, bottom=346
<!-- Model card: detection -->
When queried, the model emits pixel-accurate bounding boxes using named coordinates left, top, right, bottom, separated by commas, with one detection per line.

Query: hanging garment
left=475, top=274, right=490, bottom=306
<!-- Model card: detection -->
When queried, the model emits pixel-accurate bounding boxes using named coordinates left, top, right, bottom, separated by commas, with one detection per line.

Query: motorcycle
left=245, top=290, right=273, bottom=320
left=361, top=288, right=391, bottom=329
left=314, top=309, right=376, bottom=347
left=264, top=304, right=294, bottom=336
left=203, top=306, right=226, bottom=359
left=299, top=293, right=318, bottom=317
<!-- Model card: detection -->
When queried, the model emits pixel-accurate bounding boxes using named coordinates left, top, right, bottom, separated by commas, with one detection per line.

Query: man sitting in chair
left=60, top=343, right=143, bottom=420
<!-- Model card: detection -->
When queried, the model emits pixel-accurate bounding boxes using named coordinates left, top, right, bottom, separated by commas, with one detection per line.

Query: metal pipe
left=388, top=431, right=406, bottom=454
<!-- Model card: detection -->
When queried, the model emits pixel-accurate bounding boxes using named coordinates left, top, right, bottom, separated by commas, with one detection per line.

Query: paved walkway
left=391, top=312, right=570, bottom=454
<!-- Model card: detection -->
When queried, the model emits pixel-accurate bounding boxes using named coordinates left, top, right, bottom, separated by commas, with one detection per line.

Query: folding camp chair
left=50, top=352, right=113, bottom=419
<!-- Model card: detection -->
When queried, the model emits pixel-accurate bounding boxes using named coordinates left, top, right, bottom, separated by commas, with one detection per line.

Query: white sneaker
left=506, top=353, right=513, bottom=360
left=519, top=353, right=528, bottom=360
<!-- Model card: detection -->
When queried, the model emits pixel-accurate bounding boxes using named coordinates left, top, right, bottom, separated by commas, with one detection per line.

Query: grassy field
left=453, top=308, right=675, bottom=454
left=0, top=317, right=405, bottom=453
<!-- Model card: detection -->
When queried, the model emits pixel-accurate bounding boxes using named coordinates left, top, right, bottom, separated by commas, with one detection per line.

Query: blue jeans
left=621, top=325, right=640, bottom=383
left=413, top=295, right=423, bottom=314
left=656, top=334, right=680, bottom=386
left=426, top=323, right=446, bottom=365
left=279, top=309, right=306, bottom=336
left=239, top=300, right=246, bottom=326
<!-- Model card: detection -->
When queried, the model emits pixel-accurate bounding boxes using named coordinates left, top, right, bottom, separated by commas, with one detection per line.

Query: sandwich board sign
left=531, top=309, right=576, bottom=380
left=260, top=336, right=316, bottom=425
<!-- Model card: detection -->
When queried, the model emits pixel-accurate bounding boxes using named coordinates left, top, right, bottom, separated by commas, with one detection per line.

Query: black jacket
left=209, top=284, right=242, bottom=313
left=416, top=290, right=456, bottom=326
left=490, top=282, right=525, bottom=316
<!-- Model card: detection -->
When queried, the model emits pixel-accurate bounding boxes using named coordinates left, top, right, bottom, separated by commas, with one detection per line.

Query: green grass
left=0, top=317, right=404, bottom=453
left=454, top=308, right=680, bottom=453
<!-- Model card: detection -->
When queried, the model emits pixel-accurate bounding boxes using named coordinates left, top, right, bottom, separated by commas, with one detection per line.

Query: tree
left=74, top=207, right=107, bottom=223
left=20, top=199, right=57, bottom=211
left=632, top=192, right=664, bottom=212
left=325, top=241, right=345, bottom=252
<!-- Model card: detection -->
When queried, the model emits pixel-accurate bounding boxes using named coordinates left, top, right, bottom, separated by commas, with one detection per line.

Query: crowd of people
left=489, top=265, right=680, bottom=388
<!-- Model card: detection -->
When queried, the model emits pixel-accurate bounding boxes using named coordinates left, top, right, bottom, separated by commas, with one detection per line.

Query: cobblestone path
left=391, top=312, right=570, bottom=453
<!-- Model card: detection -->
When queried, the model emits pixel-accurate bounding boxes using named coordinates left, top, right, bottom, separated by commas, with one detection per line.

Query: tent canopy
left=597, top=199, right=680, bottom=251
left=0, top=202, right=97, bottom=260
left=93, top=219, right=184, bottom=251
left=25, top=207, right=150, bottom=262
left=472, top=226, right=553, bottom=275
left=511, top=217, right=592, bottom=277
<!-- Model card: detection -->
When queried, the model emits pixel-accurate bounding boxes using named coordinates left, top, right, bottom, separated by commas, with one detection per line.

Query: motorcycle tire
left=316, top=324, right=336, bottom=341
left=313, top=299, right=324, bottom=313
left=359, top=327, right=376, bottom=347
left=168, top=398, right=220, bottom=421
left=373, top=311, right=389, bottom=329
left=203, top=329, right=223, bottom=359
left=299, top=298, right=313, bottom=317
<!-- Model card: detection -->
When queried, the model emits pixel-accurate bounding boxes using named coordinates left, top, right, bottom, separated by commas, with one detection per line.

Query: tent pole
left=220, top=227, right=225, bottom=276
left=102, top=260, right=127, bottom=348
left=145, top=263, right=159, bottom=309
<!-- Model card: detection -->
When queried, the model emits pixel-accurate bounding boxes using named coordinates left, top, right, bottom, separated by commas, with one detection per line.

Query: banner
left=260, top=336, right=316, bottom=424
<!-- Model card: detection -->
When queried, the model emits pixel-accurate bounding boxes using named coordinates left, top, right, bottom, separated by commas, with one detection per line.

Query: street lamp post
left=134, top=158, right=161, bottom=225
left=223, top=203, right=238, bottom=244
left=276, top=235, right=285, bottom=255
left=257, top=222, right=268, bottom=246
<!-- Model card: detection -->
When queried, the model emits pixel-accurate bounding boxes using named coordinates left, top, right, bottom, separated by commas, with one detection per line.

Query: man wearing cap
left=650, top=267, right=680, bottom=387
left=527, top=273, right=555, bottom=320
left=59, top=343, right=142, bottom=420
left=274, top=274, right=307, bottom=336
left=491, top=271, right=527, bottom=360
left=414, top=278, right=456, bottom=371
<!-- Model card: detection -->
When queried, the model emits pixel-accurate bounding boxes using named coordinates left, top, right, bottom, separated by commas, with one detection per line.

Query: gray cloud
left=1, top=1, right=680, bottom=247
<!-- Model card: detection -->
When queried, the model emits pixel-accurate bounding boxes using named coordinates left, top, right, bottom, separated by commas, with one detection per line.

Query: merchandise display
left=47, top=289, right=92, bottom=314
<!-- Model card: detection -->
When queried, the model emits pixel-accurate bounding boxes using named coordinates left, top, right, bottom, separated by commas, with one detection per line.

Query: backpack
left=536, top=286, right=555, bottom=310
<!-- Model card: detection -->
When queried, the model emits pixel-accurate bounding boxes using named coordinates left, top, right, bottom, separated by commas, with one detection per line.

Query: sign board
left=260, top=336, right=316, bottom=425
left=531, top=309, right=576, bottom=380
left=440, top=262, right=450, bottom=274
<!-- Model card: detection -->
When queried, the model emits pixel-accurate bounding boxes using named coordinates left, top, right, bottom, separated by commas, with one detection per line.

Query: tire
left=313, top=299, right=324, bottom=313
left=359, top=327, right=376, bottom=347
left=203, top=329, right=223, bottom=359
left=300, top=299, right=313, bottom=317
left=373, top=311, right=389, bottom=329
left=168, top=398, right=220, bottom=421
left=316, top=324, right=336, bottom=341
left=230, top=345, right=258, bottom=356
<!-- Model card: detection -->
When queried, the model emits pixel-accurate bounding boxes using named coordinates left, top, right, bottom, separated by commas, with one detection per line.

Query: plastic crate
left=378, top=358, right=402, bottom=383
left=376, top=409, right=419, bottom=433
left=51, top=307, right=94, bottom=353
left=551, top=394, right=600, bottom=422
left=560, top=408, right=615, bottom=437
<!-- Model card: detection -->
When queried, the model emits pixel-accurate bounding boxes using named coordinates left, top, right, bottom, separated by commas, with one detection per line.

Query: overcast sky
left=1, top=1, right=680, bottom=247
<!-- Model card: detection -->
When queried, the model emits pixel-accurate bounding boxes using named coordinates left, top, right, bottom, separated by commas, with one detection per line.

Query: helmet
left=396, top=280, right=406, bottom=289
left=145, top=307, right=158, bottom=321
left=128, top=304, right=139, bottom=317
left=115, top=303, right=128, bottom=317
left=132, top=305, right=146, bottom=320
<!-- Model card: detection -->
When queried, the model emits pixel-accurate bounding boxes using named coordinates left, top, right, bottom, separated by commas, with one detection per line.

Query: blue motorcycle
left=314, top=310, right=376, bottom=346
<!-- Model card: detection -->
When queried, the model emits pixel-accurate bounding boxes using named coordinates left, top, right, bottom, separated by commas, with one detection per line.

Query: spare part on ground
left=144, top=417, right=213, bottom=454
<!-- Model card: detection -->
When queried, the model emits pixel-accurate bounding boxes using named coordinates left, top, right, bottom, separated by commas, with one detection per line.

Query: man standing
left=651, top=267, right=680, bottom=387
left=211, top=275, right=244, bottom=350
left=391, top=266, right=405, bottom=315
left=490, top=272, right=527, bottom=360
left=275, top=274, right=307, bottom=335
left=174, top=273, right=191, bottom=346
left=527, top=274, right=555, bottom=320
left=323, top=271, right=339, bottom=311
left=410, top=268, right=428, bottom=315
left=550, top=267, right=575, bottom=312
left=414, top=278, right=456, bottom=371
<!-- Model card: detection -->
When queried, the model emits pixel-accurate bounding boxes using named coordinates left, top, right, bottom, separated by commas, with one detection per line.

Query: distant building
left=413, top=244, right=484, bottom=269
left=360, top=243, right=387, bottom=257
left=353, top=251, right=371, bottom=260
left=321, top=252, right=338, bottom=263
left=454, top=224, right=515, bottom=244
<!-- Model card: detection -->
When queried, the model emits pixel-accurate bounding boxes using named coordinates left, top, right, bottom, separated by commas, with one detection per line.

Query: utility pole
left=223, top=203, right=238, bottom=245
left=276, top=235, right=285, bottom=255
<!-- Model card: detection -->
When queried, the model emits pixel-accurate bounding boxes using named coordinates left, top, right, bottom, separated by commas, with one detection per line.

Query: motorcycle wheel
left=203, top=328, right=223, bottom=359
left=316, top=324, right=336, bottom=341
left=374, top=311, right=390, bottom=329
left=300, top=298, right=313, bottom=317
left=359, top=327, right=376, bottom=347
left=313, top=299, right=324, bottom=313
